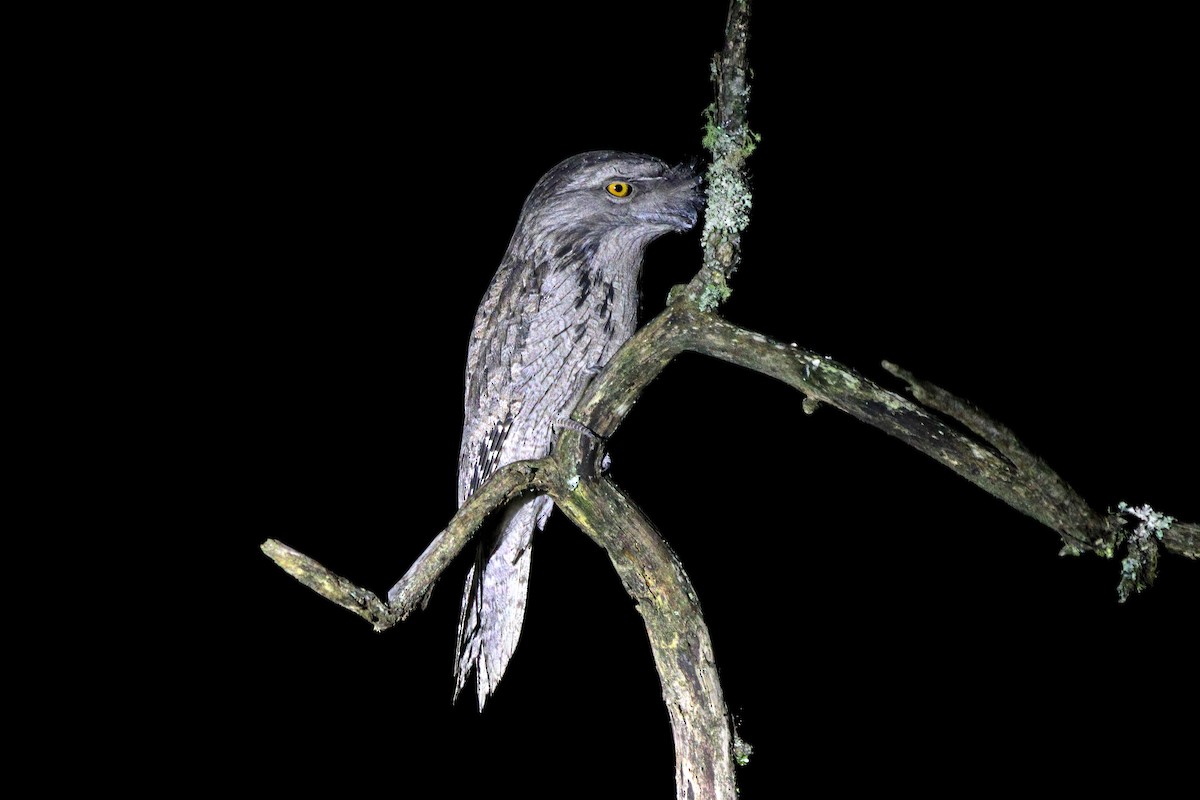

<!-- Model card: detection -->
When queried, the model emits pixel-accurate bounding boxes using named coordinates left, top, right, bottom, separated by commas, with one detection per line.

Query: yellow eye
left=606, top=181, right=631, bottom=198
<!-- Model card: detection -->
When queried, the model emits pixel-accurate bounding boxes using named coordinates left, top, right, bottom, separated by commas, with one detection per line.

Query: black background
left=204, top=3, right=1195, bottom=795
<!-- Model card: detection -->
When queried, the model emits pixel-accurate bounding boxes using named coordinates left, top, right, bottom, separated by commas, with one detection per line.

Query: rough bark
left=546, top=453, right=735, bottom=799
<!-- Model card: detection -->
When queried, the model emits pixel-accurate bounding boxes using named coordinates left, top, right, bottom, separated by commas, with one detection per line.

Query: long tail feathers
left=454, top=495, right=553, bottom=710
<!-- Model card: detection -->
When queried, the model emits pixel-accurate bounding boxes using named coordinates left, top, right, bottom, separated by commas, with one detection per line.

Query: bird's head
left=515, top=151, right=704, bottom=250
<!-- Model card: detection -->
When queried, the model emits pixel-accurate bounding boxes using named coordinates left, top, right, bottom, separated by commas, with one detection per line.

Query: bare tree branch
left=546, top=461, right=736, bottom=798
left=574, top=300, right=1194, bottom=567
left=260, top=539, right=392, bottom=628
left=262, top=459, right=552, bottom=630
left=1161, top=520, right=1200, bottom=561
left=687, top=0, right=755, bottom=311
left=879, top=361, right=1118, bottom=553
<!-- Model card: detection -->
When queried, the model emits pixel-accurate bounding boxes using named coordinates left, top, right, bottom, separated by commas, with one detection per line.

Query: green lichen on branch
left=1114, top=502, right=1174, bottom=602
left=733, top=730, right=754, bottom=767
left=701, top=103, right=757, bottom=261
left=689, top=3, right=755, bottom=316
left=699, top=273, right=733, bottom=312
left=702, top=103, right=760, bottom=158
left=692, top=119, right=756, bottom=308
left=702, top=144, right=753, bottom=239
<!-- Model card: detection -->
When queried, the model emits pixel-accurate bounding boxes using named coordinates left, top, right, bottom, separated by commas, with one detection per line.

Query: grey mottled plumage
left=447, top=150, right=701, bottom=709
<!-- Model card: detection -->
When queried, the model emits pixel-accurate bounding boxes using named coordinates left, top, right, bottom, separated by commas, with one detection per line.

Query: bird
left=421, top=150, right=701, bottom=709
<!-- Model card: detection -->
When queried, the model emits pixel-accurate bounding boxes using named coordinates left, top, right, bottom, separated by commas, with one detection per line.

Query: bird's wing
left=453, top=253, right=557, bottom=708
left=458, top=253, right=549, bottom=504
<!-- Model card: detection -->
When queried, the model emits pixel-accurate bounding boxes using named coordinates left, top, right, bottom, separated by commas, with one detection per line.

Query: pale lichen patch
left=1114, top=502, right=1174, bottom=602
left=732, top=731, right=754, bottom=767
